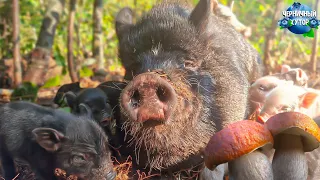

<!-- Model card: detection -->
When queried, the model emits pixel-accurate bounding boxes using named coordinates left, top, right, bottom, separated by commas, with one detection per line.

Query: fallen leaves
left=54, top=168, right=78, bottom=180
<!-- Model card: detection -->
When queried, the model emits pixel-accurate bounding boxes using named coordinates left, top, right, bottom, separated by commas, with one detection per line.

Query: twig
left=136, top=170, right=160, bottom=180
left=12, top=174, right=20, bottom=180
left=0, top=173, right=20, bottom=180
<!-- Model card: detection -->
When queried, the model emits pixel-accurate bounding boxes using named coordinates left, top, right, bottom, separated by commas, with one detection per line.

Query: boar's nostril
left=156, top=86, right=168, bottom=102
left=130, top=90, right=141, bottom=108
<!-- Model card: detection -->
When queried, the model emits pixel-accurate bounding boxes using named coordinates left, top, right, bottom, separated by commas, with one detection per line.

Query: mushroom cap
left=204, top=120, right=274, bottom=170
left=266, top=112, right=320, bottom=152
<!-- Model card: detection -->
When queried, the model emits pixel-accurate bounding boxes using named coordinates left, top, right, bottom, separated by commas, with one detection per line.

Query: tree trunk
left=311, top=0, right=319, bottom=75
left=263, top=0, right=283, bottom=75
left=92, top=0, right=104, bottom=70
left=75, top=22, right=81, bottom=71
left=23, top=0, right=65, bottom=86
left=68, top=0, right=79, bottom=82
left=12, top=0, right=22, bottom=87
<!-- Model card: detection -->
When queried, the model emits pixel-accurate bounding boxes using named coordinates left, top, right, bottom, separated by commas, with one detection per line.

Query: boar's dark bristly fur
left=116, top=0, right=262, bottom=175
left=0, top=101, right=115, bottom=180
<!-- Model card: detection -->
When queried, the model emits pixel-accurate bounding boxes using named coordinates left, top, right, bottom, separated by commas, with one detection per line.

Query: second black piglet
left=55, top=81, right=128, bottom=160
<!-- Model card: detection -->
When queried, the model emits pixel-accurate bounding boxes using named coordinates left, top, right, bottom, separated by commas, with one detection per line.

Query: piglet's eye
left=259, top=85, right=266, bottom=91
left=259, top=84, right=276, bottom=92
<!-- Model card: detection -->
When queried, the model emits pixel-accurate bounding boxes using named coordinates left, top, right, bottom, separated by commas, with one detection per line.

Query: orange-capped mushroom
left=266, top=112, right=320, bottom=180
left=266, top=112, right=320, bottom=151
left=204, top=120, right=274, bottom=180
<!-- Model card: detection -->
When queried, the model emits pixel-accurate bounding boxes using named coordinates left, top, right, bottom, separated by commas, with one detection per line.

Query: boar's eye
left=184, top=60, right=196, bottom=68
left=183, top=60, right=200, bottom=71
left=72, top=154, right=86, bottom=164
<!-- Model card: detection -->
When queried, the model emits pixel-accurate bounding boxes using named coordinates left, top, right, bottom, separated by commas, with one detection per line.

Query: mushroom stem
left=272, top=134, right=308, bottom=180
left=228, top=150, right=273, bottom=180
left=200, top=164, right=227, bottom=180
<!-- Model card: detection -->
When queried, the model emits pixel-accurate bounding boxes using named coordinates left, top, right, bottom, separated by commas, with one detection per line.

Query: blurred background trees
left=0, top=0, right=318, bottom=92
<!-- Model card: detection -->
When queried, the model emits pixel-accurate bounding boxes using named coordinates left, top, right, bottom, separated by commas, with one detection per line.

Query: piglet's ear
left=189, top=0, right=218, bottom=32
left=64, top=91, right=77, bottom=108
left=295, top=68, right=309, bottom=84
left=281, top=64, right=291, bottom=74
left=299, top=92, right=319, bottom=109
left=32, top=128, right=65, bottom=152
left=79, top=103, right=93, bottom=119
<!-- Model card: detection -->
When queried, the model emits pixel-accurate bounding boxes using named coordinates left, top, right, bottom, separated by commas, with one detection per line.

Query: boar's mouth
left=142, top=119, right=165, bottom=127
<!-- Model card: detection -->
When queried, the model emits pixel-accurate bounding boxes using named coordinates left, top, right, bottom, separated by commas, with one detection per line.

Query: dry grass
left=113, top=156, right=132, bottom=180
left=112, top=156, right=161, bottom=180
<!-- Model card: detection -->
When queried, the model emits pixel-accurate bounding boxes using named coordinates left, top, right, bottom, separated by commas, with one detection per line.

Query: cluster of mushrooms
left=204, top=112, right=320, bottom=180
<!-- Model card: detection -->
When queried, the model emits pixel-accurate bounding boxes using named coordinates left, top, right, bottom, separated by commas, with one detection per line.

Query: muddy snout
left=121, top=73, right=177, bottom=125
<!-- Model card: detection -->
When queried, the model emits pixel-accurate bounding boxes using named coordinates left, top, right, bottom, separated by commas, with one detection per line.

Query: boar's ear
left=32, top=128, right=65, bottom=152
left=115, top=7, right=134, bottom=40
left=79, top=103, right=93, bottom=119
left=64, top=91, right=77, bottom=108
left=189, top=0, right=218, bottom=32
left=299, top=91, right=319, bottom=109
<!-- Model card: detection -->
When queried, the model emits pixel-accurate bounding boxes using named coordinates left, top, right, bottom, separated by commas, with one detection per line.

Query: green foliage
left=53, top=47, right=67, bottom=75
left=55, top=93, right=68, bottom=107
left=80, top=66, right=94, bottom=78
left=58, top=107, right=71, bottom=113
left=42, top=75, right=62, bottom=88
left=10, top=82, right=39, bottom=102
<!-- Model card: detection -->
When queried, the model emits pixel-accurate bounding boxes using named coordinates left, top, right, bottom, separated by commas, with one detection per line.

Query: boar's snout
left=121, top=73, right=177, bottom=125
